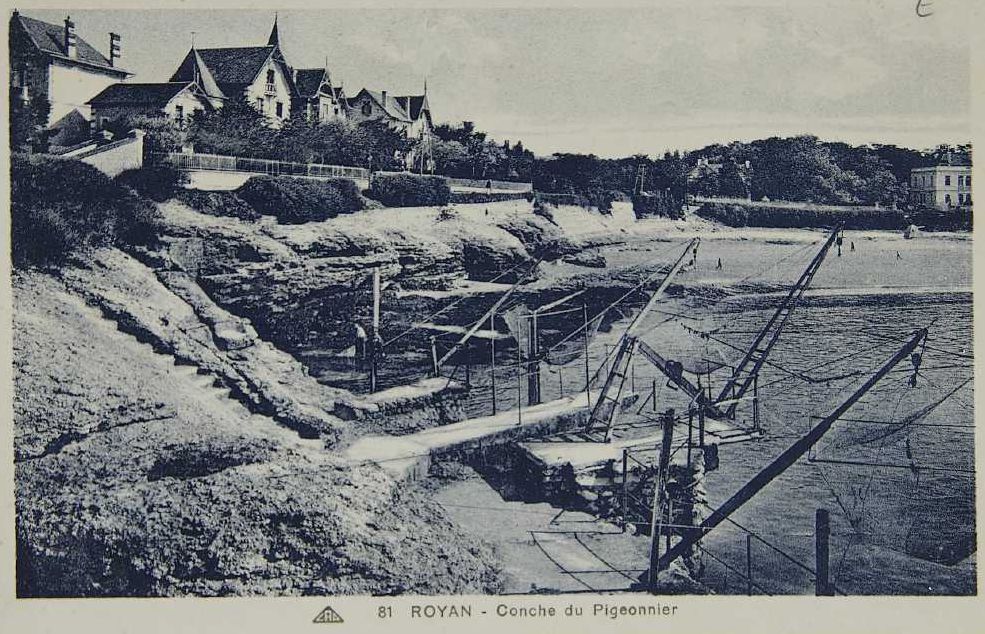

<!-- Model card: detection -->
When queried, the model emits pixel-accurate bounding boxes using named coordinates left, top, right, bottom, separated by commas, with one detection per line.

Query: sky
left=27, top=3, right=975, bottom=157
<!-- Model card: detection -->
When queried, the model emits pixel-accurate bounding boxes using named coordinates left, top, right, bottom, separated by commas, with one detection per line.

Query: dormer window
left=361, top=102, right=372, bottom=116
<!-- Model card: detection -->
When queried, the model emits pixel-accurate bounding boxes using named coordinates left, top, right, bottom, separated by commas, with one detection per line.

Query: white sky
left=28, top=3, right=974, bottom=157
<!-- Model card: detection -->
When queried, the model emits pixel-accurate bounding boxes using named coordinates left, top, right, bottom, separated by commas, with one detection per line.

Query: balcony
left=264, top=82, right=276, bottom=95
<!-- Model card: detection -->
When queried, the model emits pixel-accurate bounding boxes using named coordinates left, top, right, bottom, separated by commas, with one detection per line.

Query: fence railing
left=153, top=152, right=535, bottom=192
left=151, top=152, right=371, bottom=181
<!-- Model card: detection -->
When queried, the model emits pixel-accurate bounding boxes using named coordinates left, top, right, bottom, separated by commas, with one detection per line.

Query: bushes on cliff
left=173, top=189, right=260, bottom=221
left=633, top=192, right=683, bottom=219
left=115, top=166, right=188, bottom=202
left=365, top=173, right=451, bottom=207
left=695, top=202, right=905, bottom=230
left=235, top=176, right=365, bottom=223
left=11, top=154, right=161, bottom=267
left=448, top=191, right=528, bottom=204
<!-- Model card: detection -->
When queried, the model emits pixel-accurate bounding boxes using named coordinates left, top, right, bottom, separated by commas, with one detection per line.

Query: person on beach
left=716, top=257, right=723, bottom=270
left=851, top=241, right=855, bottom=252
left=896, top=251, right=902, bottom=260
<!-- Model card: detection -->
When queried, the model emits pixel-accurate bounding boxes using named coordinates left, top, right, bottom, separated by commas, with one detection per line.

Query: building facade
left=9, top=11, right=131, bottom=143
left=909, top=165, right=973, bottom=210
left=346, top=87, right=432, bottom=138
left=293, top=66, right=347, bottom=123
left=169, top=20, right=295, bottom=127
left=88, top=82, right=213, bottom=130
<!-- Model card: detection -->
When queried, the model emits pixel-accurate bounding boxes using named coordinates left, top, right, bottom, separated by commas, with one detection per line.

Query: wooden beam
left=437, top=258, right=541, bottom=368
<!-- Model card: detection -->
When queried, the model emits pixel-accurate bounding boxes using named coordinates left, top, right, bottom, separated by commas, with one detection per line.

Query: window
left=175, top=105, right=184, bottom=126
left=945, top=194, right=952, bottom=205
left=967, top=175, right=972, bottom=187
left=945, top=175, right=951, bottom=186
left=256, top=97, right=264, bottom=112
left=275, top=101, right=283, bottom=118
left=266, top=69, right=276, bottom=93
left=362, top=102, right=372, bottom=116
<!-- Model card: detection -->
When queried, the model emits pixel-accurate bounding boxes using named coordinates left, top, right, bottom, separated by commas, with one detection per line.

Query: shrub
left=365, top=172, right=451, bottom=207
left=532, top=198, right=556, bottom=224
left=11, top=153, right=161, bottom=267
left=584, top=188, right=620, bottom=214
left=633, top=192, right=683, bottom=219
left=235, top=175, right=364, bottom=223
left=436, top=206, right=458, bottom=222
left=173, top=189, right=260, bottom=221
left=115, top=166, right=188, bottom=202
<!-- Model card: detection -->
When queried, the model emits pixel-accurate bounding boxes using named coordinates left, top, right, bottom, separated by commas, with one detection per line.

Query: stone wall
left=74, top=130, right=144, bottom=177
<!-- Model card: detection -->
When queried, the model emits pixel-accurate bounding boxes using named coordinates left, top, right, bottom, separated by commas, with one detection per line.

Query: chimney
left=109, top=32, right=121, bottom=67
left=381, top=90, right=387, bottom=104
left=64, top=16, right=77, bottom=59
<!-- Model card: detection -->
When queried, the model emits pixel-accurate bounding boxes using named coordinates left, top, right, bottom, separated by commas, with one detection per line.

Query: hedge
left=696, top=202, right=905, bottom=230
left=236, top=175, right=365, bottom=223
left=632, top=192, right=683, bottom=219
left=174, top=189, right=260, bottom=221
left=115, top=165, right=188, bottom=202
left=365, top=172, right=450, bottom=207
left=11, top=153, right=161, bottom=267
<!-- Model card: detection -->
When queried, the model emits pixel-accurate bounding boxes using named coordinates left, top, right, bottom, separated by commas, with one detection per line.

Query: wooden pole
left=699, top=407, right=706, bottom=448
left=746, top=533, right=753, bottom=596
left=369, top=267, right=380, bottom=392
left=583, top=302, right=592, bottom=408
left=753, top=374, right=760, bottom=432
left=652, top=379, right=658, bottom=413
left=648, top=409, right=676, bottom=592
left=621, top=448, right=629, bottom=533
left=516, top=314, right=523, bottom=426
left=490, top=311, right=497, bottom=415
left=816, top=509, right=833, bottom=596
left=527, top=312, right=541, bottom=405
left=687, top=409, right=694, bottom=468
left=429, top=336, right=438, bottom=377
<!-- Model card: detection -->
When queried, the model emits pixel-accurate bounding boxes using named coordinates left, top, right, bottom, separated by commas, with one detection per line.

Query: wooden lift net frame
left=653, top=328, right=928, bottom=575
left=583, top=238, right=700, bottom=442
left=712, top=225, right=844, bottom=419
left=639, top=225, right=843, bottom=423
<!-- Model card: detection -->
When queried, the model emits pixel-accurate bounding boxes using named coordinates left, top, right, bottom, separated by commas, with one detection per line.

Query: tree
left=9, top=94, right=50, bottom=153
left=105, top=114, right=186, bottom=154
left=186, top=99, right=278, bottom=158
left=431, top=139, right=470, bottom=177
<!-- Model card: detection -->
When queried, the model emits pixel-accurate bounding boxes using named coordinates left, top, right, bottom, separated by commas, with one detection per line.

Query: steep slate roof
left=394, top=94, right=429, bottom=121
left=355, top=89, right=413, bottom=122
left=12, top=12, right=130, bottom=75
left=294, top=68, right=326, bottom=97
left=87, top=82, right=198, bottom=107
left=170, top=46, right=275, bottom=96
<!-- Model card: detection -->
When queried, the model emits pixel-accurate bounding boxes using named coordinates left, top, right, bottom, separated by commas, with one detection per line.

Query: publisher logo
left=313, top=606, right=344, bottom=624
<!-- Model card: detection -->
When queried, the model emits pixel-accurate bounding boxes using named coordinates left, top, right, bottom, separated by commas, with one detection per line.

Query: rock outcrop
left=14, top=270, right=502, bottom=597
